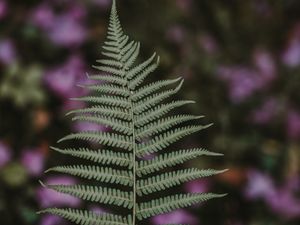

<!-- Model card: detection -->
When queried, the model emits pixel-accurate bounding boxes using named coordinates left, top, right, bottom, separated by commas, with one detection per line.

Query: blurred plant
left=0, top=63, right=45, bottom=107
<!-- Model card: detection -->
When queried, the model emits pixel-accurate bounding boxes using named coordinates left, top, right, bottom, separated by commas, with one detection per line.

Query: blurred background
left=0, top=0, right=300, bottom=224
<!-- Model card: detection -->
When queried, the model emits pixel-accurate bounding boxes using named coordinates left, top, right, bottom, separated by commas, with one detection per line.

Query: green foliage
left=38, top=0, right=226, bottom=224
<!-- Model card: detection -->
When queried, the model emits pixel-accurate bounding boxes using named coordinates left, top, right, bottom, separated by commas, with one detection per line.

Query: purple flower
left=30, top=3, right=55, bottom=30
left=266, top=177, right=300, bottom=219
left=253, top=49, right=276, bottom=79
left=152, top=209, right=198, bottom=225
left=0, top=39, right=17, bottom=65
left=21, top=148, right=45, bottom=176
left=0, top=0, right=7, bottom=19
left=217, top=66, right=261, bottom=103
left=44, top=55, right=87, bottom=98
left=36, top=176, right=81, bottom=208
left=244, top=169, right=300, bottom=219
left=31, top=3, right=87, bottom=48
left=0, top=141, right=11, bottom=168
left=282, top=23, right=300, bottom=67
left=286, top=109, right=300, bottom=140
left=250, top=98, right=279, bottom=125
left=40, top=215, right=65, bottom=225
left=48, top=15, right=87, bottom=47
left=244, top=169, right=275, bottom=200
left=217, top=64, right=275, bottom=103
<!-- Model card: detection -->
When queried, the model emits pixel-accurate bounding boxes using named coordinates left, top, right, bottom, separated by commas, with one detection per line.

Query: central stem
left=129, top=89, right=137, bottom=225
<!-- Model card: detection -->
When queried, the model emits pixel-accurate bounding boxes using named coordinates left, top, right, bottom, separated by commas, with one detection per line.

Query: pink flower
left=286, top=109, right=300, bottom=140
left=218, top=66, right=261, bottom=103
left=40, top=215, right=65, bottom=225
left=244, top=169, right=274, bottom=200
left=30, top=3, right=55, bottom=29
left=31, top=3, right=87, bottom=48
left=152, top=209, right=198, bottom=225
left=217, top=63, right=275, bottom=103
left=0, top=0, right=7, bottom=19
left=0, top=39, right=17, bottom=65
left=37, top=176, right=81, bottom=208
left=265, top=177, right=300, bottom=219
left=21, top=149, right=45, bottom=176
left=282, top=23, right=300, bottom=67
left=253, top=49, right=276, bottom=79
left=48, top=15, right=87, bottom=48
left=0, top=141, right=11, bottom=168
left=44, top=55, right=86, bottom=98
left=244, top=169, right=300, bottom=219
left=250, top=98, right=279, bottom=125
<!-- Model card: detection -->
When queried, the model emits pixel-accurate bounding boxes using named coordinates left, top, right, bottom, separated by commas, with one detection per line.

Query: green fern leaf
left=46, top=165, right=133, bottom=186
left=136, top=193, right=226, bottom=220
left=137, top=125, right=213, bottom=157
left=66, top=105, right=131, bottom=121
left=58, top=132, right=133, bottom=150
left=132, top=77, right=182, bottom=101
left=137, top=148, right=223, bottom=176
left=50, top=147, right=132, bottom=168
left=135, top=100, right=196, bottom=127
left=137, top=169, right=227, bottom=196
left=38, top=208, right=130, bottom=225
left=44, top=184, right=133, bottom=209
left=39, top=0, right=226, bottom=224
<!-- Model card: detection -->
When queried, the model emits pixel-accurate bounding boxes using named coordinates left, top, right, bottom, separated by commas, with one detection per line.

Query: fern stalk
left=38, top=0, right=226, bottom=224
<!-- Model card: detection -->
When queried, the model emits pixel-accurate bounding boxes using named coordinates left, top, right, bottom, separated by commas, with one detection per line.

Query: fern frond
left=58, top=132, right=132, bottom=150
left=66, top=105, right=131, bottom=121
left=88, top=75, right=126, bottom=86
left=127, top=53, right=157, bottom=80
left=41, top=1, right=226, bottom=224
left=50, top=147, right=132, bottom=168
left=135, top=100, right=196, bottom=127
left=136, top=193, right=226, bottom=220
left=136, top=115, right=204, bottom=139
left=96, top=59, right=123, bottom=68
left=38, top=208, right=130, bottom=225
left=72, top=115, right=132, bottom=135
left=128, top=56, right=160, bottom=90
left=132, top=77, right=182, bottom=101
left=44, top=184, right=133, bottom=209
left=101, top=51, right=122, bottom=61
left=137, top=148, right=223, bottom=176
left=123, top=42, right=140, bottom=68
left=71, top=95, right=130, bottom=109
left=46, top=165, right=133, bottom=186
left=137, top=169, right=227, bottom=196
left=133, top=79, right=184, bottom=114
left=137, top=125, right=212, bottom=156
left=77, top=84, right=129, bottom=97
left=92, top=66, right=125, bottom=77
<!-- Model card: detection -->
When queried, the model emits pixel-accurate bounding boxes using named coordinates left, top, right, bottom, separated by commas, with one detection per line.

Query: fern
left=38, top=0, right=226, bottom=224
